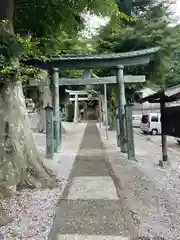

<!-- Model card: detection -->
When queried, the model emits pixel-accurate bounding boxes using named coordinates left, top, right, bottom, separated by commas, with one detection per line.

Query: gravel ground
left=0, top=186, right=66, bottom=240
left=97, top=125, right=180, bottom=239
left=0, top=119, right=86, bottom=240
left=133, top=128, right=180, bottom=155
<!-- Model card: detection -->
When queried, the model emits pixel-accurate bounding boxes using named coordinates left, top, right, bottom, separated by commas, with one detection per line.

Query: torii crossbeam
left=27, top=75, right=145, bottom=87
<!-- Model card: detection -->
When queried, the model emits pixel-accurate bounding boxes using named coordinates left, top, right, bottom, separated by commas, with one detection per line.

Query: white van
left=140, top=113, right=161, bottom=135
left=132, top=114, right=142, bottom=128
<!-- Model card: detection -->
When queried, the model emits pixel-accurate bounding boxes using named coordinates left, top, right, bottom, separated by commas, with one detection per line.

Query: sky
left=81, top=14, right=108, bottom=38
left=172, top=0, right=180, bottom=22
left=83, top=0, right=180, bottom=38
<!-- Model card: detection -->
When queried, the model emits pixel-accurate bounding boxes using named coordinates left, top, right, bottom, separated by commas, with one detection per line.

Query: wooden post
left=116, top=65, right=127, bottom=153
left=159, top=100, right=168, bottom=166
left=52, top=68, right=60, bottom=152
left=125, top=103, right=136, bottom=160
left=45, top=105, right=54, bottom=159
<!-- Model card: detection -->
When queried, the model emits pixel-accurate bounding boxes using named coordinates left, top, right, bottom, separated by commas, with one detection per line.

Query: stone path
left=48, top=122, right=137, bottom=240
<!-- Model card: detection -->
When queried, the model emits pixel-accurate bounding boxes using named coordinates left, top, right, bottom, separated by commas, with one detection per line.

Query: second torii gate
left=65, top=89, right=99, bottom=123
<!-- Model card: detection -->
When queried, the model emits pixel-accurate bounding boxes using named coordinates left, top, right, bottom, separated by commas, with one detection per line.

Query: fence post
left=159, top=100, right=168, bottom=166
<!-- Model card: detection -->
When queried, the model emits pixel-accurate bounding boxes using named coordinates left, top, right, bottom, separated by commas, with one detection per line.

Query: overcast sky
left=172, top=0, right=180, bottom=22
left=83, top=0, right=180, bottom=38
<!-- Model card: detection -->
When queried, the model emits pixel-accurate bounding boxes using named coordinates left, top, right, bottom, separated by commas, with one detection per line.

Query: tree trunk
left=0, top=82, right=56, bottom=191
left=37, top=85, right=52, bottom=133
left=0, top=82, right=57, bottom=226
left=28, top=71, right=52, bottom=133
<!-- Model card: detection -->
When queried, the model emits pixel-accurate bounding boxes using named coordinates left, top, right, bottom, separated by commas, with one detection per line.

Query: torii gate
left=25, top=47, right=159, bottom=159
left=65, top=89, right=99, bottom=123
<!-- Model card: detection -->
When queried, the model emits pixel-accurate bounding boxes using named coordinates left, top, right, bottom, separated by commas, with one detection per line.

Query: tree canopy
left=1, top=0, right=121, bottom=83
left=94, top=0, right=180, bottom=88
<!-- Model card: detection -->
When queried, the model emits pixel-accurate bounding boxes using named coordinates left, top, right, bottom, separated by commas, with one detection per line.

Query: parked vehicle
left=140, top=113, right=161, bottom=135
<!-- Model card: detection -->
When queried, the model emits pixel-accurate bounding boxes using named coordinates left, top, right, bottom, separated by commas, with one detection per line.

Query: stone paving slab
left=50, top=199, right=131, bottom=237
left=56, top=234, right=130, bottom=239
left=67, top=177, right=119, bottom=200
left=72, top=158, right=109, bottom=177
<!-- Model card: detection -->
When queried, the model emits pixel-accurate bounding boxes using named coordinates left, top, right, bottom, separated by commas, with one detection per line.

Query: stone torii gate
left=25, top=47, right=159, bottom=159
left=65, top=89, right=99, bottom=123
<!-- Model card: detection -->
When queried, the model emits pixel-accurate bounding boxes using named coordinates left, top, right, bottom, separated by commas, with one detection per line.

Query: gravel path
left=0, top=122, right=87, bottom=240
left=98, top=125, right=180, bottom=240
left=0, top=187, right=66, bottom=240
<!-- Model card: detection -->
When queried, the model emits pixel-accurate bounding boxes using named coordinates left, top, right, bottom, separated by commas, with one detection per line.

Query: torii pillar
left=116, top=65, right=127, bottom=153
left=74, top=94, right=79, bottom=123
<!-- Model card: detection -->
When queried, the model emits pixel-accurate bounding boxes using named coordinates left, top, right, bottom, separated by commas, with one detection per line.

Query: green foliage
left=0, top=20, right=36, bottom=81
left=14, top=0, right=114, bottom=37
left=1, top=0, right=120, bottom=83
left=95, top=1, right=180, bottom=88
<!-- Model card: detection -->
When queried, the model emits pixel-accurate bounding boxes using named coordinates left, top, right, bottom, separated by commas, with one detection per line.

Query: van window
left=151, top=116, right=158, bottom=122
left=141, top=115, right=148, bottom=123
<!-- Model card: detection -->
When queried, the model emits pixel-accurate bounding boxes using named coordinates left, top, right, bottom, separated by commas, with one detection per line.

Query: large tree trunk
left=37, top=84, right=52, bottom=133
left=0, top=82, right=56, bottom=191
left=28, top=71, right=52, bottom=133
left=0, top=82, right=57, bottom=226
